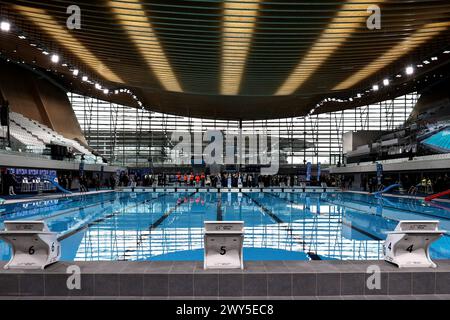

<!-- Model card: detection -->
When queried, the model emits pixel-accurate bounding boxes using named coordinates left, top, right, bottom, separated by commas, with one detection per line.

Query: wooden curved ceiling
left=1, top=0, right=450, bottom=119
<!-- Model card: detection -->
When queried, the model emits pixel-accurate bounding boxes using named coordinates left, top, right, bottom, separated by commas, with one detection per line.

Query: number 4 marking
left=406, top=245, right=414, bottom=253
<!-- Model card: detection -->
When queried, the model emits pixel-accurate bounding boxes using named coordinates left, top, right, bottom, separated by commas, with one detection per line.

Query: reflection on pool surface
left=0, top=191, right=449, bottom=261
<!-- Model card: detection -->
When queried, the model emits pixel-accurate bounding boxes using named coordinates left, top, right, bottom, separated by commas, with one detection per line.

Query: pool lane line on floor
left=217, top=195, right=223, bottom=221
left=119, top=192, right=197, bottom=260
left=268, top=192, right=382, bottom=241
left=57, top=193, right=171, bottom=241
left=242, top=193, right=284, bottom=223
left=243, top=193, right=323, bottom=260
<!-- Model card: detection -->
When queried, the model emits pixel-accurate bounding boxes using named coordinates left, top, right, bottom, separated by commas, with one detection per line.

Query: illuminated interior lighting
left=444, top=50, right=450, bottom=54
left=431, top=56, right=438, bottom=61
left=423, top=60, right=430, bottom=64
left=108, top=0, right=181, bottom=92
left=356, top=93, right=362, bottom=98
left=95, top=83, right=101, bottom=90
left=333, top=22, right=450, bottom=90
left=383, top=79, right=389, bottom=86
left=103, top=89, right=109, bottom=94
left=372, top=84, right=379, bottom=91
left=18, top=35, right=26, bottom=39
left=73, top=69, right=79, bottom=76
left=405, top=66, right=414, bottom=75
left=417, top=64, right=423, bottom=68
left=82, top=76, right=88, bottom=82
left=0, top=21, right=10, bottom=32
left=221, top=0, right=260, bottom=95
left=15, top=5, right=124, bottom=83
left=42, top=51, right=49, bottom=55
left=50, top=54, right=59, bottom=63
left=276, top=0, right=385, bottom=95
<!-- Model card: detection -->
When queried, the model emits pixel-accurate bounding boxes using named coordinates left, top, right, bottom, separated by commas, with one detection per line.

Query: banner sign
left=306, top=162, right=311, bottom=181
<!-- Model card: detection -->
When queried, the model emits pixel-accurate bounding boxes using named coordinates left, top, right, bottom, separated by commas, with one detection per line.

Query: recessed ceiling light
left=423, top=60, right=430, bottom=64
left=417, top=64, right=423, bottom=68
left=73, top=69, right=79, bottom=76
left=372, top=84, right=379, bottom=91
left=396, top=74, right=402, bottom=78
left=103, top=89, right=109, bottom=94
left=82, top=75, right=88, bottom=81
left=42, top=51, right=49, bottom=55
left=357, top=93, right=362, bottom=98
left=431, top=57, right=438, bottom=61
left=383, top=79, right=389, bottom=86
left=50, top=54, right=59, bottom=63
left=18, top=35, right=26, bottom=39
left=444, top=50, right=450, bottom=54
left=95, top=83, right=101, bottom=90
left=0, top=21, right=11, bottom=32
left=405, top=66, right=414, bottom=75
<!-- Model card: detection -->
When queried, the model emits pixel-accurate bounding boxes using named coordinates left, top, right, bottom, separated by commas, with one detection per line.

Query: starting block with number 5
left=0, top=221, right=60, bottom=270
left=383, top=220, right=444, bottom=268
left=204, top=221, right=244, bottom=270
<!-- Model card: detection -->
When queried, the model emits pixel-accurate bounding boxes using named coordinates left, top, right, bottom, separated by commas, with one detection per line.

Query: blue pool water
left=0, top=191, right=449, bottom=261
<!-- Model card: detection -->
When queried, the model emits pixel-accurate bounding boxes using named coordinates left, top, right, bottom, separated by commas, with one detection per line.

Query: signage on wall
left=317, top=162, right=321, bottom=182
left=306, top=162, right=312, bottom=181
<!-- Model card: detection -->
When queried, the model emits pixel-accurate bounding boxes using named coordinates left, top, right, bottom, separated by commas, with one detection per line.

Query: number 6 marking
left=28, top=246, right=35, bottom=255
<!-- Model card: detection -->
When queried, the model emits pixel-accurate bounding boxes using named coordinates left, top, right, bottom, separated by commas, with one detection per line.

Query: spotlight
left=73, top=69, right=79, bottom=76
left=95, top=83, right=101, bottom=90
left=18, top=35, right=26, bottom=39
left=423, top=60, right=430, bottom=64
left=383, top=79, right=389, bottom=86
left=103, top=89, right=109, bottom=94
left=0, top=21, right=10, bottom=32
left=50, top=54, right=59, bottom=63
left=444, top=51, right=450, bottom=54
left=372, top=84, right=379, bottom=91
left=356, top=93, right=362, bottom=98
left=431, top=57, right=438, bottom=61
left=405, top=66, right=414, bottom=75
left=82, top=76, right=88, bottom=82
left=42, top=51, right=49, bottom=55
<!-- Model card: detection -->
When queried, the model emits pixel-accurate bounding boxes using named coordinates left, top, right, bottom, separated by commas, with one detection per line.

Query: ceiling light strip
left=108, top=0, right=182, bottom=92
left=333, top=21, right=450, bottom=90
left=275, top=0, right=384, bottom=96
left=14, top=5, right=124, bottom=84
left=221, top=0, right=260, bottom=95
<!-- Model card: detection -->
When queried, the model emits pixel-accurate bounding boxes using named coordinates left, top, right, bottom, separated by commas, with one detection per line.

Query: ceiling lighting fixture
left=431, top=56, right=438, bottom=61
left=276, top=0, right=385, bottom=95
left=95, top=83, right=101, bottom=90
left=383, top=79, right=389, bottom=86
left=42, top=51, right=49, bottom=55
left=405, top=66, right=414, bottom=75
left=15, top=5, right=123, bottom=83
left=82, top=76, right=88, bottom=82
left=372, top=84, right=379, bottom=91
left=103, top=89, right=109, bottom=94
left=73, top=69, right=79, bottom=76
left=50, top=54, right=59, bottom=63
left=221, top=0, right=260, bottom=95
left=444, top=50, right=450, bottom=54
left=108, top=0, right=181, bottom=92
left=18, top=35, right=26, bottom=39
left=333, top=22, right=450, bottom=90
left=0, top=21, right=10, bottom=32
left=423, top=60, right=430, bottom=64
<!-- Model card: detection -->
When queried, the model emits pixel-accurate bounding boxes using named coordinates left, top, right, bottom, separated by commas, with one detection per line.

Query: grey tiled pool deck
left=1, top=260, right=449, bottom=299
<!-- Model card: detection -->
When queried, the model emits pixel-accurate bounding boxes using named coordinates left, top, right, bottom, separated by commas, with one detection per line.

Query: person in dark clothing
left=5, top=171, right=17, bottom=195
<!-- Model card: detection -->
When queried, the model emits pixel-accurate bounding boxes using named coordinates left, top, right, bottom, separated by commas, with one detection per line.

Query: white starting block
left=204, top=221, right=244, bottom=269
left=0, top=221, right=61, bottom=270
left=383, top=220, right=444, bottom=268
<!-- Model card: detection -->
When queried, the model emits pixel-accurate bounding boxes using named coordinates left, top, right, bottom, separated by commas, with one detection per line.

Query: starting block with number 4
left=383, top=220, right=444, bottom=268
left=204, top=221, right=244, bottom=270
left=0, top=221, right=60, bottom=270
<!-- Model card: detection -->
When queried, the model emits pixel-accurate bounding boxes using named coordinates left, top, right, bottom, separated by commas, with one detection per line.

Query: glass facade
left=70, top=93, right=416, bottom=167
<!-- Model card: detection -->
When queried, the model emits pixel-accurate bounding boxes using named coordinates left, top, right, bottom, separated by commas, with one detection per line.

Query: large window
left=70, top=93, right=416, bottom=167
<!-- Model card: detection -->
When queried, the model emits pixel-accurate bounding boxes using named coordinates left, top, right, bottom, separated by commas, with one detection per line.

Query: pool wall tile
left=435, top=272, right=450, bottom=294
left=340, top=273, right=365, bottom=295
left=243, top=273, right=267, bottom=296
left=388, top=272, right=412, bottom=295
left=143, top=274, right=168, bottom=296
left=19, top=273, right=45, bottom=296
left=292, top=273, right=316, bottom=296
left=94, top=274, right=119, bottom=296
left=218, top=274, right=243, bottom=297
left=194, top=273, right=218, bottom=296
left=412, top=272, right=436, bottom=295
left=0, top=274, right=19, bottom=296
left=267, top=273, right=292, bottom=296
left=119, top=274, right=143, bottom=296
left=316, top=273, right=340, bottom=296
left=169, top=273, right=194, bottom=297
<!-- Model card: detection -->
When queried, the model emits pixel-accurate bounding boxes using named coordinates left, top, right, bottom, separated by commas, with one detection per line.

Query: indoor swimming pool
left=0, top=191, right=449, bottom=262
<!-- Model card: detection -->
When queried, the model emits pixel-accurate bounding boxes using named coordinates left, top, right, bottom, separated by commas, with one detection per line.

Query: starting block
left=204, top=221, right=244, bottom=269
left=383, top=220, right=444, bottom=268
left=0, top=221, right=60, bottom=270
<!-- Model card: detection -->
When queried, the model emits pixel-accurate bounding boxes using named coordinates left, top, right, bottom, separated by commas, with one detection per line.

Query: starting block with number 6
left=204, top=221, right=244, bottom=270
left=383, top=220, right=444, bottom=268
left=0, top=221, right=60, bottom=270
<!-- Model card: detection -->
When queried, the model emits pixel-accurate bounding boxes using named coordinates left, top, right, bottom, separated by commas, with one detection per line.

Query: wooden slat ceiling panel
left=0, top=0, right=449, bottom=119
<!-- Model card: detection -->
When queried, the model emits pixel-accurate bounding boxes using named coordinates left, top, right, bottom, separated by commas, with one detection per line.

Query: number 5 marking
left=220, top=246, right=226, bottom=255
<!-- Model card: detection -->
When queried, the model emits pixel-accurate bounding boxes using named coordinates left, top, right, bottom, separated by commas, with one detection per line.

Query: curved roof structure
left=0, top=0, right=449, bottom=119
